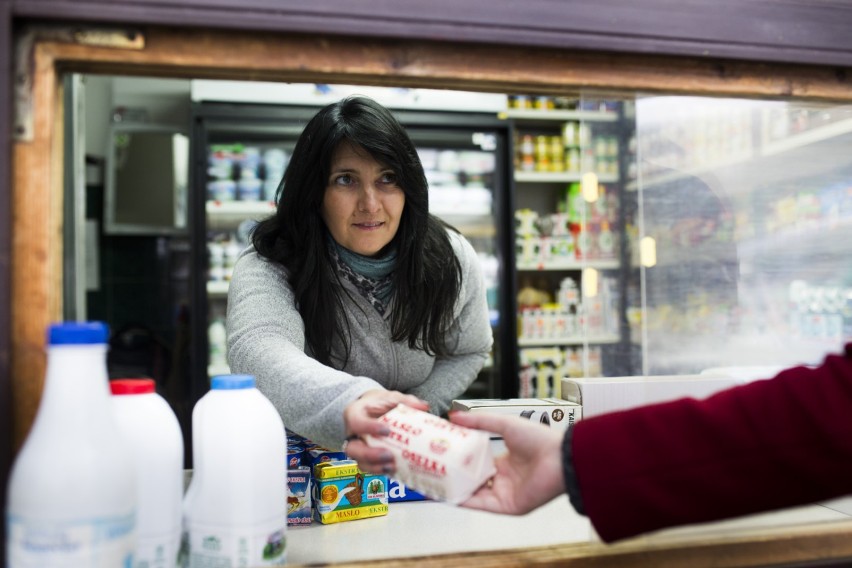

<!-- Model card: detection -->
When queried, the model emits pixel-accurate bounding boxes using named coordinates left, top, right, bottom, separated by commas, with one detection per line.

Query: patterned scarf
left=329, top=239, right=397, bottom=315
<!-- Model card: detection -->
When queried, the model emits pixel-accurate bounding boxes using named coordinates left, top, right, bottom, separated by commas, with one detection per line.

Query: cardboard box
left=286, top=466, right=312, bottom=526
left=312, top=460, right=388, bottom=524
left=451, top=398, right=581, bottom=434
left=560, top=374, right=744, bottom=418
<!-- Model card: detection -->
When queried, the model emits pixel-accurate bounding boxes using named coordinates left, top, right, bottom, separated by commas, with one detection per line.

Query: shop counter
left=286, top=497, right=852, bottom=566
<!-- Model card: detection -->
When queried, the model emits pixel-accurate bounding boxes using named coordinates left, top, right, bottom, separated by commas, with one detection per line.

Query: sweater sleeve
left=572, top=344, right=852, bottom=543
left=226, top=249, right=384, bottom=449
left=405, top=232, right=493, bottom=415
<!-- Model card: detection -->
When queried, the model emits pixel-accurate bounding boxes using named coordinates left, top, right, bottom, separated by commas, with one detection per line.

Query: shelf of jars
left=737, top=209, right=852, bottom=260
left=627, top=107, right=852, bottom=192
left=517, top=334, right=620, bottom=347
left=207, top=281, right=230, bottom=297
left=515, top=171, right=619, bottom=183
left=498, top=108, right=618, bottom=123
left=431, top=211, right=496, bottom=238
left=516, top=258, right=619, bottom=271
left=207, top=363, right=231, bottom=377
left=206, top=200, right=276, bottom=229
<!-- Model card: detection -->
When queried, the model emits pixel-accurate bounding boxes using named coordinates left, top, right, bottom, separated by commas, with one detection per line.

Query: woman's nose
left=358, top=185, right=380, bottom=212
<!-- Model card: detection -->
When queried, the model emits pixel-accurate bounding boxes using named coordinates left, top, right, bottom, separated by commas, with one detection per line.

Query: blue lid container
left=211, top=374, right=255, bottom=390
left=47, top=322, right=109, bottom=345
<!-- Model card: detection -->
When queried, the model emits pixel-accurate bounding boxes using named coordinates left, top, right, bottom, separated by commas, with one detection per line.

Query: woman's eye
left=380, top=173, right=399, bottom=186
left=333, top=174, right=353, bottom=186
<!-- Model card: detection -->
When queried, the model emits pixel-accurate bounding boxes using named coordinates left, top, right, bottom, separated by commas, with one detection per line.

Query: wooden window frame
left=8, top=24, right=852, bottom=566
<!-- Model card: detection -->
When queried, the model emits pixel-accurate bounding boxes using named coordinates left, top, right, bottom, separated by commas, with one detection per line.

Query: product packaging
left=303, top=446, right=348, bottom=470
left=388, top=478, right=428, bottom=503
left=561, top=374, right=745, bottom=418
left=365, top=404, right=496, bottom=505
left=312, top=460, right=388, bottom=524
left=287, top=466, right=313, bottom=526
left=451, top=398, right=581, bottom=434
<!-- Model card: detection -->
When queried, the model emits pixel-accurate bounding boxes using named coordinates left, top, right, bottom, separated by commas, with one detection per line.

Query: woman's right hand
left=342, top=389, right=429, bottom=474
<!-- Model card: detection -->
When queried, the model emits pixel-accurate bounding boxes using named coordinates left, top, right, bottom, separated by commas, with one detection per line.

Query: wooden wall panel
left=11, top=0, right=852, bottom=68
left=10, top=41, right=63, bottom=450
left=0, top=0, right=12, bottom=563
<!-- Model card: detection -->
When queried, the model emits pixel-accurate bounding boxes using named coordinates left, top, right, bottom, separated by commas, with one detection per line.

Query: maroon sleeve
left=572, top=344, right=852, bottom=543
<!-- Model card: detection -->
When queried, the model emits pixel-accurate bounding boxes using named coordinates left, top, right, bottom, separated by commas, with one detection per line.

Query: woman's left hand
left=342, top=389, right=429, bottom=474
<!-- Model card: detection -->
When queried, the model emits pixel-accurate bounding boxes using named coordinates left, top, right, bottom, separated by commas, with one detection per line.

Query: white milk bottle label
left=186, top=516, right=286, bottom=567
left=136, top=531, right=180, bottom=568
left=7, top=513, right=135, bottom=568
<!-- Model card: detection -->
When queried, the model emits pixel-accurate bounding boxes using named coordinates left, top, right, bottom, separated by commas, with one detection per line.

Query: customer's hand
left=342, top=389, right=429, bottom=474
left=450, top=411, right=566, bottom=515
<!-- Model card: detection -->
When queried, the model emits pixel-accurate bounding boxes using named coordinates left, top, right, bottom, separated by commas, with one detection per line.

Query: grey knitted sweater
left=226, top=230, right=493, bottom=449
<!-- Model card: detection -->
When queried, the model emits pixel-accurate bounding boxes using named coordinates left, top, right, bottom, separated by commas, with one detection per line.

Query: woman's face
left=321, top=141, right=406, bottom=257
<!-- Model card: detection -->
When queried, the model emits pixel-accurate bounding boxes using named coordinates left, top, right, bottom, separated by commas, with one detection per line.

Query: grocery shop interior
left=70, top=75, right=852, bottom=450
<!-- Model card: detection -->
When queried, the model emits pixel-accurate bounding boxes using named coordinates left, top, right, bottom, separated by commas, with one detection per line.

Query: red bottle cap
left=110, top=378, right=156, bottom=395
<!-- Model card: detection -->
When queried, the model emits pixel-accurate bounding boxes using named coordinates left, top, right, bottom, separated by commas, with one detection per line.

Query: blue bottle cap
left=211, top=374, right=255, bottom=390
left=48, top=322, right=109, bottom=345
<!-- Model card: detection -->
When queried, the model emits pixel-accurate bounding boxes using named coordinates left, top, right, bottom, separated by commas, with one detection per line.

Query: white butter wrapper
left=364, top=404, right=496, bottom=505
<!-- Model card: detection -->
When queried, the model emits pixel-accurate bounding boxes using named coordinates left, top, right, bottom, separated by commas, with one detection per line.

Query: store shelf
left=206, top=200, right=276, bottom=227
left=737, top=217, right=852, bottom=261
left=208, top=363, right=231, bottom=376
left=518, top=334, right=620, bottom=347
left=627, top=115, right=852, bottom=192
left=651, top=239, right=739, bottom=268
left=761, top=116, right=852, bottom=157
left=431, top=211, right=496, bottom=238
left=498, top=109, right=618, bottom=123
left=207, top=280, right=230, bottom=297
left=515, top=171, right=619, bottom=184
left=625, top=152, right=754, bottom=192
left=516, top=258, right=620, bottom=271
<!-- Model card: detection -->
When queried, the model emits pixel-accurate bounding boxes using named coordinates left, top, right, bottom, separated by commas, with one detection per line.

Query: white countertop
left=282, top=439, right=851, bottom=565
left=286, top=495, right=850, bottom=565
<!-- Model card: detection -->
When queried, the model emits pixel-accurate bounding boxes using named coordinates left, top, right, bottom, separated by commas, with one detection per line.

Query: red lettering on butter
left=402, top=449, right=448, bottom=476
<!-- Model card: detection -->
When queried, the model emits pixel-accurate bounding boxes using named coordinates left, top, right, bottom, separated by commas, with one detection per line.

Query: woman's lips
left=354, top=221, right=384, bottom=230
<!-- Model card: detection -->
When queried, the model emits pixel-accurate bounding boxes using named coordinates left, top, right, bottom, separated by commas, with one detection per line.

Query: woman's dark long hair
left=252, top=96, right=462, bottom=367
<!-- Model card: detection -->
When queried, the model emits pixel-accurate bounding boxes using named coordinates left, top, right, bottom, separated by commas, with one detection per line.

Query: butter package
left=451, top=398, right=581, bottom=434
left=365, top=404, right=496, bottom=505
left=286, top=466, right=312, bottom=526
left=312, top=460, right=388, bottom=524
left=303, top=446, right=348, bottom=469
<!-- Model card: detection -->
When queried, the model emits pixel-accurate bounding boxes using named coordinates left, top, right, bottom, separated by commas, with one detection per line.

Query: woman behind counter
left=226, top=96, right=493, bottom=463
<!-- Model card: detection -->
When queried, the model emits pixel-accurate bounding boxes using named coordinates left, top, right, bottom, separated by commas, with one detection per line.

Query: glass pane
left=634, top=96, right=852, bottom=376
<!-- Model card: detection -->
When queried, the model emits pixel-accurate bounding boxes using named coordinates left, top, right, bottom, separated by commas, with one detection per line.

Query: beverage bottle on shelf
left=207, top=317, right=227, bottom=371
left=223, top=239, right=242, bottom=281
left=598, top=221, right=615, bottom=258
left=183, top=375, right=287, bottom=567
left=110, top=378, right=184, bottom=568
left=207, top=241, right=225, bottom=282
left=6, top=321, right=136, bottom=568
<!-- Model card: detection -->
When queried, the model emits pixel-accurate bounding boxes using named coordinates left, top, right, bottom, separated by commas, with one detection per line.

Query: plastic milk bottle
left=183, top=374, right=287, bottom=567
left=110, top=378, right=184, bottom=568
left=6, top=322, right=136, bottom=568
